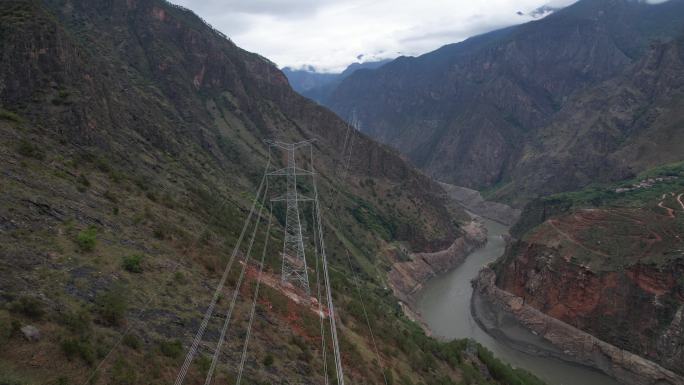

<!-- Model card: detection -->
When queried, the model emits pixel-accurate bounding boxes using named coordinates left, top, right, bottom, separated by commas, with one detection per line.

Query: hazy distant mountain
left=283, top=59, right=391, bottom=104
left=281, top=66, right=338, bottom=94
left=325, top=0, right=684, bottom=204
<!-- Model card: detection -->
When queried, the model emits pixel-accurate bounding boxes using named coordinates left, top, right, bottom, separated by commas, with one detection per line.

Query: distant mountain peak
left=283, top=59, right=392, bottom=100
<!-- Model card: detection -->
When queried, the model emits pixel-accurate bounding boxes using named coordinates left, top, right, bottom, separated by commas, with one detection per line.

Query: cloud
left=176, top=0, right=335, bottom=17
left=170, top=0, right=586, bottom=72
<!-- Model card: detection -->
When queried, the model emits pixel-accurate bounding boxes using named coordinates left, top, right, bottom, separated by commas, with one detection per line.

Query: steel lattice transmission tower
left=266, top=140, right=315, bottom=294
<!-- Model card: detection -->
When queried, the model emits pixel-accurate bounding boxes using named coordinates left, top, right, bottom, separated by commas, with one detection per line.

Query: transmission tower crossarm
left=267, top=167, right=315, bottom=176
left=264, top=138, right=316, bottom=151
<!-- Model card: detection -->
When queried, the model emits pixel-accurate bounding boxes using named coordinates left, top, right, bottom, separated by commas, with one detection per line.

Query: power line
left=324, top=112, right=392, bottom=384
left=174, top=151, right=272, bottom=385
left=312, top=173, right=345, bottom=385
left=311, top=144, right=330, bottom=385
left=344, top=249, right=389, bottom=385
left=235, top=203, right=274, bottom=384
left=204, top=181, right=270, bottom=385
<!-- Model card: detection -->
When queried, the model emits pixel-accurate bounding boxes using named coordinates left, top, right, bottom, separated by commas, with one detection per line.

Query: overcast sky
left=171, top=0, right=582, bottom=73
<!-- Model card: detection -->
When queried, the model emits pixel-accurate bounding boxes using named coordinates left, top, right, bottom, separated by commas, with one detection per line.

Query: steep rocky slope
left=325, top=0, right=684, bottom=201
left=0, top=1, right=544, bottom=384
left=491, top=162, right=684, bottom=379
left=498, top=35, right=684, bottom=204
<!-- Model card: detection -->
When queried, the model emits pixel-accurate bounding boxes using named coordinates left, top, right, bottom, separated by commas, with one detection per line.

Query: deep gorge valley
left=1, top=0, right=683, bottom=384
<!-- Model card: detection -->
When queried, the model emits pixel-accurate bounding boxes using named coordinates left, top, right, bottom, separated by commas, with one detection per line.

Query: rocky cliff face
left=325, top=0, right=684, bottom=203
left=491, top=165, right=684, bottom=378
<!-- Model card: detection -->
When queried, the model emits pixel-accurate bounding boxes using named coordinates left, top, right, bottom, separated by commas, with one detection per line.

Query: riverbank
left=472, top=267, right=684, bottom=385
left=388, top=220, right=487, bottom=306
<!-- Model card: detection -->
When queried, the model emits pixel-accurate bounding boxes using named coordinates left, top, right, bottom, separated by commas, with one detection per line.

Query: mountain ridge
left=325, top=0, right=684, bottom=204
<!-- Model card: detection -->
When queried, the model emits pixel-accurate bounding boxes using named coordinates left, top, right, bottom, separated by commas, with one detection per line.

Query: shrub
left=476, top=345, right=546, bottom=385
left=77, top=174, right=90, bottom=187
left=61, top=308, right=92, bottom=335
left=159, top=339, right=182, bottom=358
left=145, top=191, right=157, bottom=202
left=0, top=108, right=21, bottom=122
left=76, top=227, right=97, bottom=252
left=103, top=190, right=117, bottom=203
left=95, top=157, right=111, bottom=173
left=0, top=310, right=12, bottom=342
left=121, top=255, right=144, bottom=273
left=10, top=296, right=44, bottom=319
left=173, top=271, right=187, bottom=285
left=263, top=354, right=274, bottom=367
left=16, top=140, right=44, bottom=160
left=196, top=354, right=211, bottom=374
left=122, top=334, right=141, bottom=350
left=95, top=286, right=127, bottom=326
left=0, top=373, right=24, bottom=385
left=153, top=227, right=165, bottom=240
left=111, top=358, right=136, bottom=385
left=61, top=337, right=95, bottom=365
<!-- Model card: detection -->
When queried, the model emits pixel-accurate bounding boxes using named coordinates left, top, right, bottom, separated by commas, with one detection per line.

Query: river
left=415, top=218, right=620, bottom=385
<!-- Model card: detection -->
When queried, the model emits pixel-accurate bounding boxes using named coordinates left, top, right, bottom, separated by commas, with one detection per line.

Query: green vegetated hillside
left=0, top=1, right=546, bottom=384
left=325, top=0, right=684, bottom=205
left=496, top=162, right=684, bottom=374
